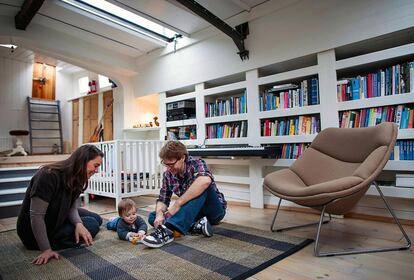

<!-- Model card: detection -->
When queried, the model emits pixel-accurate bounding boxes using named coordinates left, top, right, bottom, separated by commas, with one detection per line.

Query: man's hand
left=75, top=223, right=93, bottom=246
left=154, top=214, right=165, bottom=228
left=32, top=249, right=59, bottom=265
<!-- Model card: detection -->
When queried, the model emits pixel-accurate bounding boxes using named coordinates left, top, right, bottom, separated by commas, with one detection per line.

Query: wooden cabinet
left=71, top=90, right=113, bottom=147
left=103, top=91, right=113, bottom=141
left=72, top=99, right=79, bottom=151
left=82, top=94, right=98, bottom=143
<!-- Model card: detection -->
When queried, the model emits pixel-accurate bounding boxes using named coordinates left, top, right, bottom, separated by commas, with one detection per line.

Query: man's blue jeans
left=148, top=186, right=226, bottom=234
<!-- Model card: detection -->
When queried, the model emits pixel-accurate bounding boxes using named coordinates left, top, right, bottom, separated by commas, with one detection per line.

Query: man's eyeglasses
left=161, top=158, right=179, bottom=167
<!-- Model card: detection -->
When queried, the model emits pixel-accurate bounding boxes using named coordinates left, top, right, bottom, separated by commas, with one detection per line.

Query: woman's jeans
left=53, top=208, right=102, bottom=249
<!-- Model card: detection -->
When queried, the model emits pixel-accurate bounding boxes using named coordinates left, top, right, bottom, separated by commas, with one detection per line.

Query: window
left=78, top=76, right=89, bottom=94
left=98, top=75, right=111, bottom=89
left=60, top=0, right=180, bottom=43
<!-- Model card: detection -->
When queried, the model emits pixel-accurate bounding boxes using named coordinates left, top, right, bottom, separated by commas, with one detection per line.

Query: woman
left=16, top=144, right=104, bottom=265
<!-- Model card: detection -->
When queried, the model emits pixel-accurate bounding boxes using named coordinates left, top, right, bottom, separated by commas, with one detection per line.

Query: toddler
left=116, top=198, right=147, bottom=242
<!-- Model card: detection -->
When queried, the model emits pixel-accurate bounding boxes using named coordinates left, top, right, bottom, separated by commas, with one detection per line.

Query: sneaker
left=191, top=216, right=213, bottom=237
left=142, top=225, right=174, bottom=248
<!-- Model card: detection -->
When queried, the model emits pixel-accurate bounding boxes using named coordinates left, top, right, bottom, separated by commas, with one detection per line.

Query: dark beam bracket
left=174, top=0, right=249, bottom=61
left=15, top=0, right=46, bottom=30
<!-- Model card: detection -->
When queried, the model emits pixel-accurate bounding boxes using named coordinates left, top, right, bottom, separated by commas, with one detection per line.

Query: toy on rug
left=130, top=235, right=145, bottom=245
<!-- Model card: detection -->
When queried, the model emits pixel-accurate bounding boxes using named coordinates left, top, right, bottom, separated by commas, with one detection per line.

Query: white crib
left=86, top=140, right=165, bottom=207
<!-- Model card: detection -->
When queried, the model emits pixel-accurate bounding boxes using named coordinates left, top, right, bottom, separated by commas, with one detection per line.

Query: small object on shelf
left=88, top=80, right=98, bottom=94
left=153, top=116, right=159, bottom=126
left=271, top=83, right=298, bottom=91
left=167, top=131, right=178, bottom=140
left=149, top=122, right=153, bottom=127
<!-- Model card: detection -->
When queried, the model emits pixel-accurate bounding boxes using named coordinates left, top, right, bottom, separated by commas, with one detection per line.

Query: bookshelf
left=158, top=34, right=414, bottom=207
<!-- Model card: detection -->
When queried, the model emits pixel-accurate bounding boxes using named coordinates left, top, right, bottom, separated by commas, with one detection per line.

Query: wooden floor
left=1, top=196, right=413, bottom=280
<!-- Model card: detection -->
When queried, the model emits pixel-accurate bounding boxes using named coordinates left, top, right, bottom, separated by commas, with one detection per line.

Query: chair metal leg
left=314, top=181, right=412, bottom=257
left=270, top=198, right=331, bottom=232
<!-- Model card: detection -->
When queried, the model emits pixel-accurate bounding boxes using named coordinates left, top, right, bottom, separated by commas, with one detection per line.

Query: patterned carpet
left=0, top=222, right=312, bottom=280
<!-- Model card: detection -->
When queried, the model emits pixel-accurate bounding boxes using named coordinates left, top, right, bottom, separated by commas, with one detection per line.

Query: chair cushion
left=352, top=146, right=388, bottom=179
left=310, top=122, right=395, bottom=163
left=264, top=168, right=364, bottom=207
left=290, top=147, right=360, bottom=186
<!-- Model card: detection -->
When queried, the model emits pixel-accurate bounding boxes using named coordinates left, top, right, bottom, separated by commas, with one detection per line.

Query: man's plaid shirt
left=157, top=156, right=227, bottom=208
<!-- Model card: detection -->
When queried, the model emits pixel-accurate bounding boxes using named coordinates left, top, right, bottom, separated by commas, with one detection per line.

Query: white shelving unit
left=165, top=119, right=197, bottom=128
left=337, top=93, right=413, bottom=111
left=123, top=127, right=160, bottom=140
left=158, top=36, right=414, bottom=208
left=204, top=113, right=248, bottom=124
left=334, top=40, right=414, bottom=202
left=257, top=105, right=321, bottom=120
left=259, top=134, right=317, bottom=145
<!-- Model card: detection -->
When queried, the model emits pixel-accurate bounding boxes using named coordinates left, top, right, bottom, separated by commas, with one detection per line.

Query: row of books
left=390, top=140, right=414, bottom=160
left=205, top=92, right=247, bottom=117
left=261, top=115, right=320, bottom=136
left=339, top=104, right=414, bottom=129
left=167, top=126, right=197, bottom=140
left=276, top=141, right=414, bottom=160
left=259, top=78, right=319, bottom=111
left=206, top=121, right=248, bottom=139
left=337, top=61, right=414, bottom=101
left=278, top=140, right=413, bottom=160
left=278, top=143, right=309, bottom=159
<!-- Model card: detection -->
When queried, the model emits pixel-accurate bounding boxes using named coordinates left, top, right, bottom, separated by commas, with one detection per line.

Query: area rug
left=0, top=223, right=312, bottom=280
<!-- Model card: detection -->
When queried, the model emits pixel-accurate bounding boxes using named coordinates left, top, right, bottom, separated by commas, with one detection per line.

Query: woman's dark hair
left=44, top=144, right=104, bottom=193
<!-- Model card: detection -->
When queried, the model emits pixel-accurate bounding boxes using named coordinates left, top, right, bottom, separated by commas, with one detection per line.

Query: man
left=142, top=141, right=227, bottom=248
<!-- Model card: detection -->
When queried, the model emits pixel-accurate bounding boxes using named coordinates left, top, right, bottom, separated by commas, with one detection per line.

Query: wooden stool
left=7, top=130, right=29, bottom=156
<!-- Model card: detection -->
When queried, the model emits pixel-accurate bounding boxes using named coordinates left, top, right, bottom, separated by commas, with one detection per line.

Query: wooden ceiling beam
left=15, top=0, right=46, bottom=30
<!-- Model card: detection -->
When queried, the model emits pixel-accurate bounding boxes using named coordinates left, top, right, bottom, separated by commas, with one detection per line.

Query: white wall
left=56, top=70, right=74, bottom=150
left=133, top=0, right=414, bottom=95
left=0, top=57, right=32, bottom=150
left=0, top=56, right=78, bottom=152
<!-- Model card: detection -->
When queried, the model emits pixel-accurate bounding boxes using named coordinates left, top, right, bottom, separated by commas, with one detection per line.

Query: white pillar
left=249, top=159, right=264, bottom=208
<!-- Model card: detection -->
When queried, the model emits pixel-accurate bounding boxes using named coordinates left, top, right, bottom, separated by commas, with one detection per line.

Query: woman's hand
left=32, top=249, right=59, bottom=265
left=75, top=223, right=93, bottom=246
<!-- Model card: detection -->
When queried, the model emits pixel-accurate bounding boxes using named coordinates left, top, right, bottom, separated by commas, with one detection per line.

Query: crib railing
left=87, top=140, right=165, bottom=206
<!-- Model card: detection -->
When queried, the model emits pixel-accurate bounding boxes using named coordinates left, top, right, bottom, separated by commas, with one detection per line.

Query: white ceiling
left=0, top=38, right=85, bottom=74
left=0, top=0, right=269, bottom=73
